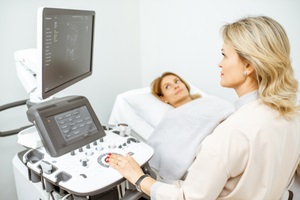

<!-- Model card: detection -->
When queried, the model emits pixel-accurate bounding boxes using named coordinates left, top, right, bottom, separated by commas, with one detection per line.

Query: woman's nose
left=218, top=62, right=222, bottom=68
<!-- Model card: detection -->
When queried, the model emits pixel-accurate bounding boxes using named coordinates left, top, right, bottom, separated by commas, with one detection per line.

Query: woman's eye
left=175, top=80, right=181, bottom=84
left=165, top=85, right=171, bottom=89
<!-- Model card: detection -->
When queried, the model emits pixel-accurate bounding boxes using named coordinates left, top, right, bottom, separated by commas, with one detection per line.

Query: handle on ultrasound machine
left=0, top=99, right=33, bottom=137
left=120, top=189, right=144, bottom=200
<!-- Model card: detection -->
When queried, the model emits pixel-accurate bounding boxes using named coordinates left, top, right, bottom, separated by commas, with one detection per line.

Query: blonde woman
left=107, top=16, right=300, bottom=200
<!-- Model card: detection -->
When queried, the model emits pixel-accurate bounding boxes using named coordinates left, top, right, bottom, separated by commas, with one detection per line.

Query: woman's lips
left=175, top=89, right=183, bottom=95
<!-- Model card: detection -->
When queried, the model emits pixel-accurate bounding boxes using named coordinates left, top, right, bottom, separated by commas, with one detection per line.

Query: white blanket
left=147, top=96, right=234, bottom=182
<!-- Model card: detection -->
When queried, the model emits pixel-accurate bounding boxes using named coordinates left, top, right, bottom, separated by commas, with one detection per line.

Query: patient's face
left=160, top=75, right=191, bottom=107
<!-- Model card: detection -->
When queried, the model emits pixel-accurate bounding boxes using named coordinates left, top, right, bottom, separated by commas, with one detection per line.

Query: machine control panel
left=23, top=130, right=154, bottom=196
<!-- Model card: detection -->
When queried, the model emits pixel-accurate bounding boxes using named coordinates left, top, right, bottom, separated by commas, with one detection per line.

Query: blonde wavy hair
left=151, top=72, right=201, bottom=101
left=221, top=16, right=299, bottom=119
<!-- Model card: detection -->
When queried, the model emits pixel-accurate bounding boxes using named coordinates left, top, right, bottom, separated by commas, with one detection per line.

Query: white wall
left=0, top=1, right=141, bottom=199
left=140, top=0, right=300, bottom=103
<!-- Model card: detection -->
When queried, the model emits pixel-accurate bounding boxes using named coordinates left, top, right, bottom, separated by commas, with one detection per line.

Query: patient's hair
left=221, top=16, right=299, bottom=119
left=151, top=72, right=201, bottom=101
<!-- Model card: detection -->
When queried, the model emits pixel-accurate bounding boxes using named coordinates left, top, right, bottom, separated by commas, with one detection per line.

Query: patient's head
left=151, top=72, right=201, bottom=108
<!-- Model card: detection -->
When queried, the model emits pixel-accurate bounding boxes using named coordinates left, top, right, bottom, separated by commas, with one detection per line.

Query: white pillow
left=108, top=91, right=155, bottom=140
left=123, top=85, right=207, bottom=127
left=124, top=92, right=173, bottom=127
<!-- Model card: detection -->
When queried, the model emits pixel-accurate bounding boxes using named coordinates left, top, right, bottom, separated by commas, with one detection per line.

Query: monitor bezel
left=36, top=7, right=95, bottom=100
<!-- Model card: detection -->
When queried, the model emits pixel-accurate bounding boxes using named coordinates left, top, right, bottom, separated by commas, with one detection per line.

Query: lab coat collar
left=234, top=90, right=258, bottom=110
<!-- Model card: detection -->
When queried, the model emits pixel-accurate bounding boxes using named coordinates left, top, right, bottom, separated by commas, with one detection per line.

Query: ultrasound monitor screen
left=37, top=8, right=95, bottom=99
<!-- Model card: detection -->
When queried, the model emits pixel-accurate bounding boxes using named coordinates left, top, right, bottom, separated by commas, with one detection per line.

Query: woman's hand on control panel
left=107, top=153, right=144, bottom=184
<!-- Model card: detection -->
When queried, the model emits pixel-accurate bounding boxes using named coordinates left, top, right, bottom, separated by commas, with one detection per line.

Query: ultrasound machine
left=12, top=7, right=154, bottom=200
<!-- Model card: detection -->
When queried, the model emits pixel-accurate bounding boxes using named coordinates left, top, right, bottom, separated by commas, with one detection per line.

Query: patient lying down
left=147, top=72, right=234, bottom=183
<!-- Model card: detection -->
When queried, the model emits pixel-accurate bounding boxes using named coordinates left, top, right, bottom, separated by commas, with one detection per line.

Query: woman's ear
left=159, top=96, right=168, bottom=103
left=245, top=63, right=255, bottom=75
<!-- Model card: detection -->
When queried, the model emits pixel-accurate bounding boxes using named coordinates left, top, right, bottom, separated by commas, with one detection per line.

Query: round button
left=96, top=145, right=104, bottom=151
left=86, top=149, right=93, bottom=156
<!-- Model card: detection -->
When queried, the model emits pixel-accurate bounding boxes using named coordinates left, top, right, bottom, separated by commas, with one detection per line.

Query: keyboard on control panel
left=54, top=106, right=97, bottom=141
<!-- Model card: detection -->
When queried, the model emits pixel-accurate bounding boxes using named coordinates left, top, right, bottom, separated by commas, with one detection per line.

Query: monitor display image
left=37, top=7, right=95, bottom=99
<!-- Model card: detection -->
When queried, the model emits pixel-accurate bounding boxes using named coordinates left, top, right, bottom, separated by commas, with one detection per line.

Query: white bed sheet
left=108, top=85, right=207, bottom=140
left=147, top=96, right=234, bottom=181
